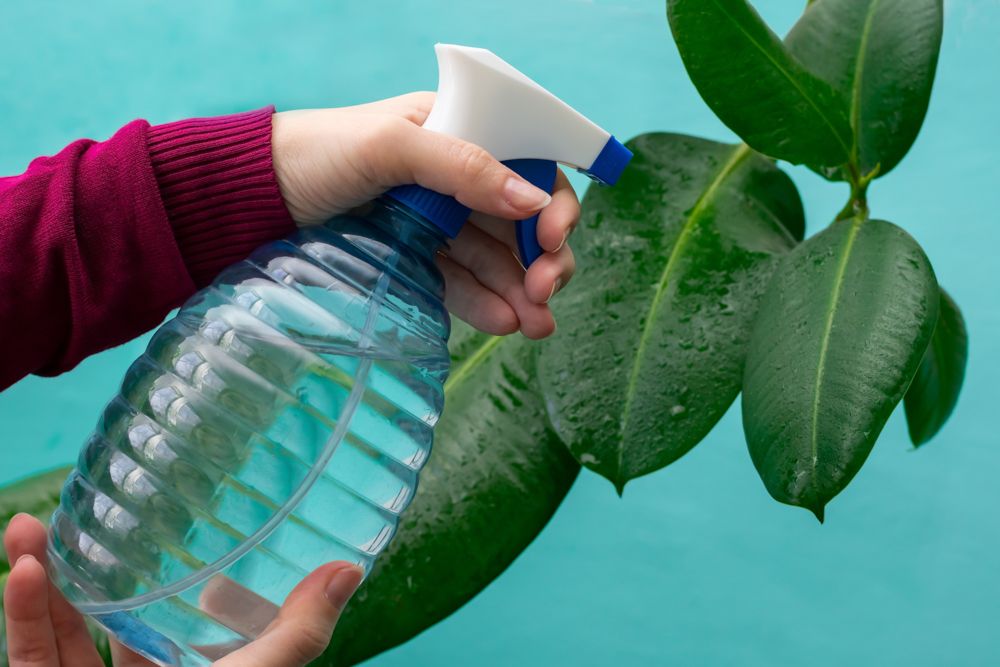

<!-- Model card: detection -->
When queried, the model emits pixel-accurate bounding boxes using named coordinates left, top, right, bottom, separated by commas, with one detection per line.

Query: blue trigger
left=503, top=159, right=558, bottom=267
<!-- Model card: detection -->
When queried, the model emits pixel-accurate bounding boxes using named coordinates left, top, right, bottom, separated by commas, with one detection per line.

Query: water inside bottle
left=46, top=209, right=450, bottom=665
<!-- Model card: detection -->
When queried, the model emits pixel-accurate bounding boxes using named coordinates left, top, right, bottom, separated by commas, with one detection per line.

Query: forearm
left=0, top=107, right=294, bottom=391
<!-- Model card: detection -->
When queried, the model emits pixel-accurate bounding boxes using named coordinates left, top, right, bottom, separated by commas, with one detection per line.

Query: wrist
left=147, top=107, right=296, bottom=286
left=270, top=111, right=310, bottom=224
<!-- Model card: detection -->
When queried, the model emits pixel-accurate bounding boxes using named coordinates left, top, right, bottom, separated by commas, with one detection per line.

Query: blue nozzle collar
left=385, top=185, right=471, bottom=238
left=579, top=135, right=632, bottom=185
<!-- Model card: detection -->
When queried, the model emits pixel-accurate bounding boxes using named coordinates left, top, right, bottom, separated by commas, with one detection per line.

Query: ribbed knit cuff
left=147, top=106, right=296, bottom=286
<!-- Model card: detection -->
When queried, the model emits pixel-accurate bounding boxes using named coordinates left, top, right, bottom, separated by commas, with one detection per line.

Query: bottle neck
left=368, top=196, right=450, bottom=260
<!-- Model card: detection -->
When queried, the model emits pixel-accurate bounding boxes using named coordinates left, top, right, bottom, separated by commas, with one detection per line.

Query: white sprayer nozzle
left=423, top=44, right=622, bottom=179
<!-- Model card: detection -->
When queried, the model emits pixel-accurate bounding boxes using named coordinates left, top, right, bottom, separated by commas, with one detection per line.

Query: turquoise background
left=1, top=0, right=997, bottom=664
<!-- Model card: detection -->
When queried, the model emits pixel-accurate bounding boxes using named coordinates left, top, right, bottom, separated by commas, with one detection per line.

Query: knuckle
left=564, top=247, right=577, bottom=274
left=449, top=142, right=495, bottom=184
left=400, top=91, right=435, bottom=120
left=408, top=90, right=436, bottom=103
left=11, top=643, right=54, bottom=664
left=50, top=614, right=80, bottom=639
left=568, top=196, right=582, bottom=219
left=360, top=116, right=411, bottom=180
left=364, top=115, right=407, bottom=150
left=294, top=621, right=335, bottom=662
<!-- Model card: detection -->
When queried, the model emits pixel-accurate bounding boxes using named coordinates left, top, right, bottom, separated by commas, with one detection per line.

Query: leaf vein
left=445, top=336, right=503, bottom=398
left=849, top=0, right=882, bottom=165
left=810, top=217, right=864, bottom=475
left=708, top=0, right=852, bottom=157
left=616, top=143, right=753, bottom=481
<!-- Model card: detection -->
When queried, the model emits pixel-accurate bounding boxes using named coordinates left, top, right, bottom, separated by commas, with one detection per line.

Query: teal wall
left=1, top=1, right=997, bottom=664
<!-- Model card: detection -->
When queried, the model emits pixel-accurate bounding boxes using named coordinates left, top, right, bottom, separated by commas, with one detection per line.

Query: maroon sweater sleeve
left=0, top=107, right=295, bottom=391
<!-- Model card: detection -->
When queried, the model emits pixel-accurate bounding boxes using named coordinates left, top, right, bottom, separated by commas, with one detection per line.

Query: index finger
left=469, top=167, right=580, bottom=254
left=536, top=168, right=580, bottom=253
left=4, top=554, right=60, bottom=667
left=4, top=514, right=107, bottom=667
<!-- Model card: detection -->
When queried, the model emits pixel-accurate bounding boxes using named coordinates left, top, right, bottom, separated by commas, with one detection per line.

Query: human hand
left=3, top=513, right=363, bottom=667
left=271, top=93, right=579, bottom=339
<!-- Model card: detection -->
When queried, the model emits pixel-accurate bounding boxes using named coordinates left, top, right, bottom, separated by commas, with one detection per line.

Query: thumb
left=213, top=563, right=364, bottom=667
left=375, top=121, right=552, bottom=220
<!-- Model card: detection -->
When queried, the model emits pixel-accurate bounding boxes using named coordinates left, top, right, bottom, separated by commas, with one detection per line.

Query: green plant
left=541, top=0, right=966, bottom=521
left=0, top=0, right=969, bottom=664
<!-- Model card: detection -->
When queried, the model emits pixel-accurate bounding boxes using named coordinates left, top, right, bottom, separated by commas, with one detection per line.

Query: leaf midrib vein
left=850, top=0, right=882, bottom=165
left=444, top=335, right=503, bottom=398
left=707, top=0, right=852, bottom=157
left=810, top=216, right=864, bottom=474
left=616, top=144, right=753, bottom=480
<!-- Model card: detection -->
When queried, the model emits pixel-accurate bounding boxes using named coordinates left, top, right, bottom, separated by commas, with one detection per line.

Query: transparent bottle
left=44, top=41, right=632, bottom=666
left=46, top=198, right=451, bottom=666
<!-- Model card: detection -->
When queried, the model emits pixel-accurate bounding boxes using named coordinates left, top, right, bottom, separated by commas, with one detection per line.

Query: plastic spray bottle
left=45, top=44, right=632, bottom=665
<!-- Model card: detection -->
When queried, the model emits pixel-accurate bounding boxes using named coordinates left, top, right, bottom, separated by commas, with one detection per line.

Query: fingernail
left=504, top=177, right=552, bottom=211
left=555, top=229, right=570, bottom=252
left=15, top=554, right=36, bottom=567
left=325, top=565, right=364, bottom=611
left=546, top=278, right=563, bottom=303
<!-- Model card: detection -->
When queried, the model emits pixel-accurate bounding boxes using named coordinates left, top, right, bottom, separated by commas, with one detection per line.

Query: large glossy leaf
left=785, top=0, right=943, bottom=179
left=325, top=322, right=579, bottom=665
left=742, top=218, right=939, bottom=520
left=667, top=0, right=853, bottom=167
left=904, top=288, right=968, bottom=446
left=537, top=133, right=803, bottom=492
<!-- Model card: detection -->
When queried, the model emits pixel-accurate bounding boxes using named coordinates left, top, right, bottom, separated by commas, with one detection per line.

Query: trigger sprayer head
left=387, top=44, right=632, bottom=264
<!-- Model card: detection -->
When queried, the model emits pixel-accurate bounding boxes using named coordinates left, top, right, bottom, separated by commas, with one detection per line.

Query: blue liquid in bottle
left=46, top=198, right=451, bottom=666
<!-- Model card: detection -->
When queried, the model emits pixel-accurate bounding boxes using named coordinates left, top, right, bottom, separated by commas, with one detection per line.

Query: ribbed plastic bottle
left=46, top=44, right=632, bottom=666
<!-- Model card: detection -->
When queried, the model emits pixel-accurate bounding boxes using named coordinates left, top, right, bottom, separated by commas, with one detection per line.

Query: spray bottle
left=46, top=44, right=632, bottom=666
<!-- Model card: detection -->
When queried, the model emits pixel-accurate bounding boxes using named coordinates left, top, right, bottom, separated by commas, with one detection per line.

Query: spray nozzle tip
left=580, top=136, right=632, bottom=185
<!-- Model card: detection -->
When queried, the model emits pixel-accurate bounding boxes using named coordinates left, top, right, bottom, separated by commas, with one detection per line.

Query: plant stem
left=836, top=183, right=868, bottom=221
left=835, top=162, right=877, bottom=221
